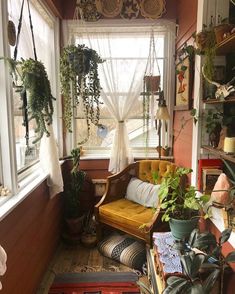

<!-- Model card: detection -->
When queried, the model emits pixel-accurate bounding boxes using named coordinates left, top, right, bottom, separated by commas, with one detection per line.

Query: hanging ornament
left=120, top=0, right=140, bottom=20
left=140, top=0, right=166, bottom=20
left=95, top=0, right=123, bottom=18
left=78, top=0, right=101, bottom=22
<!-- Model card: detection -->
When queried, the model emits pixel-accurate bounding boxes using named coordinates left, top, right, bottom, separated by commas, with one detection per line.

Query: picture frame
left=174, top=56, right=193, bottom=111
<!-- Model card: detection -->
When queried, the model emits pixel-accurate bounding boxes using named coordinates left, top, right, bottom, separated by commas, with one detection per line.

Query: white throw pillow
left=125, top=177, right=160, bottom=208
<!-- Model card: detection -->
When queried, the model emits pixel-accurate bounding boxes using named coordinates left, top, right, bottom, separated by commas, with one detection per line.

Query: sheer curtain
left=74, top=29, right=147, bottom=173
left=9, top=0, right=63, bottom=196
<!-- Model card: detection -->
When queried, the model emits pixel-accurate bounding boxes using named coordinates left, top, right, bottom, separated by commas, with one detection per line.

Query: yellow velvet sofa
left=94, top=160, right=176, bottom=245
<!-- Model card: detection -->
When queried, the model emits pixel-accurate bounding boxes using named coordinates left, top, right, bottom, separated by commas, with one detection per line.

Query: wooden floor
left=36, top=241, right=149, bottom=294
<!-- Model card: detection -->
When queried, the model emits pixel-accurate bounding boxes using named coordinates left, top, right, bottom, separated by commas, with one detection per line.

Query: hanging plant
left=60, top=44, right=104, bottom=144
left=2, top=57, right=55, bottom=144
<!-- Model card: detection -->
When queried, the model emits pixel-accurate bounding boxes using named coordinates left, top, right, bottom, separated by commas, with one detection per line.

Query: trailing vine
left=20, top=58, right=55, bottom=143
left=2, top=57, right=55, bottom=144
left=60, top=44, right=104, bottom=144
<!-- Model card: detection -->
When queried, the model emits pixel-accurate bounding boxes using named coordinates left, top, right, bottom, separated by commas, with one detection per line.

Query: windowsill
left=80, top=151, right=174, bottom=160
left=0, top=170, right=48, bottom=221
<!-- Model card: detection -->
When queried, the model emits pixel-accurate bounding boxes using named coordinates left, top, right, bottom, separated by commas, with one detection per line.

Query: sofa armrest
left=95, top=162, right=138, bottom=210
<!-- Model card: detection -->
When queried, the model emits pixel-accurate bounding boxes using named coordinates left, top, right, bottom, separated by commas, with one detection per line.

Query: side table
left=147, top=232, right=183, bottom=293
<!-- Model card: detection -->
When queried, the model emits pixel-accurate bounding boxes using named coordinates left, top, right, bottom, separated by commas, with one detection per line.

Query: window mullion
left=0, top=0, right=18, bottom=194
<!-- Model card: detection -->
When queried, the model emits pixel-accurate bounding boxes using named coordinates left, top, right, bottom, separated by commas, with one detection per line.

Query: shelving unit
left=216, top=34, right=235, bottom=55
left=202, top=145, right=235, bottom=164
left=203, top=96, right=235, bottom=104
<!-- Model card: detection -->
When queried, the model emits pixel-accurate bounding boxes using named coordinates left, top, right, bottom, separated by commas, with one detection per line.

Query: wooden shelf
left=202, top=145, right=235, bottom=164
left=202, top=96, right=235, bottom=104
left=216, top=34, right=235, bottom=55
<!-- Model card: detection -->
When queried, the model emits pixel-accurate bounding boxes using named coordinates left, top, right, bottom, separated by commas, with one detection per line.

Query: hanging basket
left=144, top=75, right=160, bottom=92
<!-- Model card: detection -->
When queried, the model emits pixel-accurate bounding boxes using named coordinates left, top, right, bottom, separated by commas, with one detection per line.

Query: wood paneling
left=0, top=181, right=63, bottom=294
left=173, top=0, right=198, bottom=169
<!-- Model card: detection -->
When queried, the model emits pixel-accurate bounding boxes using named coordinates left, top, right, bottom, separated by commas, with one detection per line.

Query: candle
left=223, top=137, right=235, bottom=153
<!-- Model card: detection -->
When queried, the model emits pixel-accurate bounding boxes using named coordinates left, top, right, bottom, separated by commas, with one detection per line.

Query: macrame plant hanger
left=143, top=29, right=161, bottom=154
left=13, top=0, right=37, bottom=152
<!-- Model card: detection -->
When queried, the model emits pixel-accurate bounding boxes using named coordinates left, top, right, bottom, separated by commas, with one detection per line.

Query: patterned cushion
left=98, top=233, right=146, bottom=272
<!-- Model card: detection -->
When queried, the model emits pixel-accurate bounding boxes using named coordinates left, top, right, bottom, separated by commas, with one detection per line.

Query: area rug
left=49, top=272, right=141, bottom=294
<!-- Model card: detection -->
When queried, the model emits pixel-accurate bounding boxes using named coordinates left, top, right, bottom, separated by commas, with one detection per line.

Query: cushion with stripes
left=98, top=233, right=146, bottom=272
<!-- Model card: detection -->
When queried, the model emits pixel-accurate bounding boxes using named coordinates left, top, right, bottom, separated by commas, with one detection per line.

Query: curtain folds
left=75, top=30, right=146, bottom=173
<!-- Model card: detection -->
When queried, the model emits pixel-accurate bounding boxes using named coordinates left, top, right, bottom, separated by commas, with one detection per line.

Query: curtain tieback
left=118, top=120, right=124, bottom=123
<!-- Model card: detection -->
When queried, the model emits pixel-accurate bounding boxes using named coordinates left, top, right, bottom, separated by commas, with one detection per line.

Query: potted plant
left=64, top=147, right=86, bottom=235
left=81, top=210, right=97, bottom=248
left=164, top=228, right=235, bottom=294
left=158, top=167, right=210, bottom=241
left=2, top=57, right=55, bottom=144
left=60, top=44, right=104, bottom=142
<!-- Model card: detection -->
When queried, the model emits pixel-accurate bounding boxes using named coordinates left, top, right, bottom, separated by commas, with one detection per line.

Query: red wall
left=0, top=182, right=63, bottom=294
left=173, top=0, right=198, bottom=169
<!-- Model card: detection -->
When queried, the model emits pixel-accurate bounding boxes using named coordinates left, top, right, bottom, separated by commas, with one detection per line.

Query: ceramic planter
left=169, top=217, right=199, bottom=241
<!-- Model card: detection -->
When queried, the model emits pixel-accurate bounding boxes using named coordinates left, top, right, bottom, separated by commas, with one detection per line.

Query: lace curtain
left=72, top=28, right=147, bottom=173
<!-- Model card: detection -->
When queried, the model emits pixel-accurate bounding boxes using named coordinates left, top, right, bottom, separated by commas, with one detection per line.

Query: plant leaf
left=222, top=159, right=235, bottom=182
left=225, top=251, right=235, bottom=263
left=219, top=228, right=232, bottom=244
left=191, top=254, right=206, bottom=278
left=188, top=229, right=200, bottom=247
left=188, top=284, right=205, bottom=294
left=181, top=254, right=193, bottom=277
left=163, top=276, right=190, bottom=294
left=203, top=269, right=220, bottom=292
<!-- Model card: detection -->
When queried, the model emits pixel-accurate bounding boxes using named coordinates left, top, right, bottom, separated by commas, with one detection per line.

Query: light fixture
left=155, top=90, right=170, bottom=159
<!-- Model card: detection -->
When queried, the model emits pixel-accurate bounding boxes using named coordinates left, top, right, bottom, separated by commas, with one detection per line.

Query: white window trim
left=0, top=0, right=61, bottom=213
left=63, top=19, right=176, bottom=157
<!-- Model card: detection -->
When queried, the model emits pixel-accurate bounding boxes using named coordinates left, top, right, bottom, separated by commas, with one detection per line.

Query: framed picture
left=174, top=56, right=193, bottom=111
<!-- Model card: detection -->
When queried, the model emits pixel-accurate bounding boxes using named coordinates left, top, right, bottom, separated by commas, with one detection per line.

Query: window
left=0, top=0, right=59, bottom=196
left=8, top=0, right=57, bottom=172
left=67, top=22, right=175, bottom=156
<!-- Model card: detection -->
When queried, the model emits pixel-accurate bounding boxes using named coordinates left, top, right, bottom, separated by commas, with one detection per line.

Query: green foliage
left=64, top=147, right=86, bottom=219
left=60, top=44, right=104, bottom=142
left=164, top=228, right=235, bottom=294
left=204, top=108, right=223, bottom=134
left=2, top=57, right=55, bottom=143
left=159, top=168, right=210, bottom=222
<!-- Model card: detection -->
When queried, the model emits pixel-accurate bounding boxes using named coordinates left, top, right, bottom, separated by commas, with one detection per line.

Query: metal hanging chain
left=13, top=0, right=25, bottom=61
left=26, top=0, right=37, bottom=61
left=13, top=0, right=38, bottom=148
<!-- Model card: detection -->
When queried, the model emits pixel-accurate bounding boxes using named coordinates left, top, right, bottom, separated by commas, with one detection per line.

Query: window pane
left=8, top=0, right=54, bottom=172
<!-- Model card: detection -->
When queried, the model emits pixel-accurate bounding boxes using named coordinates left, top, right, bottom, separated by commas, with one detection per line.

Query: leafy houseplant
left=2, top=57, right=55, bottom=144
left=64, top=147, right=86, bottom=235
left=158, top=167, right=210, bottom=240
left=164, top=228, right=235, bottom=294
left=60, top=44, right=104, bottom=143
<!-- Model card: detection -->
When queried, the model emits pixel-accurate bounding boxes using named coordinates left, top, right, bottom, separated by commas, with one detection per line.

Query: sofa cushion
left=125, top=177, right=160, bottom=208
left=99, top=198, right=154, bottom=229
left=98, top=233, right=146, bottom=271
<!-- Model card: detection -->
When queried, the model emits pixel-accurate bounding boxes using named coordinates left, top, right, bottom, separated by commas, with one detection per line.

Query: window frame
left=64, top=20, right=176, bottom=157
left=0, top=0, right=61, bottom=200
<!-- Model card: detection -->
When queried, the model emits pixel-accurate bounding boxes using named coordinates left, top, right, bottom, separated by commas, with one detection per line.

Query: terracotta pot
left=144, top=75, right=160, bottom=92
left=214, top=24, right=234, bottom=44
left=65, top=214, right=84, bottom=235
left=195, top=31, right=208, bottom=50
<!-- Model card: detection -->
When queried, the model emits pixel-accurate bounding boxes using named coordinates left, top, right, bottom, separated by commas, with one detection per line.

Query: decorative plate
left=7, top=20, right=16, bottom=46
left=78, top=0, right=101, bottom=22
left=95, top=0, right=123, bottom=18
left=120, top=0, right=140, bottom=20
left=140, top=0, right=166, bottom=20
